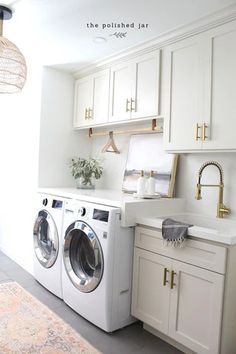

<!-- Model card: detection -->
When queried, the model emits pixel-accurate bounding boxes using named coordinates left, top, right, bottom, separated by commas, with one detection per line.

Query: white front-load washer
left=62, top=199, right=135, bottom=332
left=33, top=193, right=65, bottom=299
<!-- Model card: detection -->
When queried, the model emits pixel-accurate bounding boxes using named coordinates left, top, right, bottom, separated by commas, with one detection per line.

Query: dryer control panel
left=78, top=207, right=109, bottom=222
left=93, top=209, right=109, bottom=222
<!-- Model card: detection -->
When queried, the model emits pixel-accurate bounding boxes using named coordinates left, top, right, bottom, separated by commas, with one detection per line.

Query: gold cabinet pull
left=195, top=123, right=202, bottom=141
left=131, top=98, right=136, bottom=112
left=85, top=108, right=88, bottom=120
left=163, top=267, right=169, bottom=286
left=126, top=98, right=131, bottom=112
left=202, top=123, right=208, bottom=140
left=170, top=270, right=176, bottom=289
left=88, top=107, right=93, bottom=119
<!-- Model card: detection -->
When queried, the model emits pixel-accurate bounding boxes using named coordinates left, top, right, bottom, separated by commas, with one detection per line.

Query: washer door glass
left=33, top=210, right=59, bottom=268
left=64, top=221, right=104, bottom=293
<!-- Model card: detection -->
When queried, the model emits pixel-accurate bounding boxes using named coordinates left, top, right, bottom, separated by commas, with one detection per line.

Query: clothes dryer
left=33, top=193, right=65, bottom=298
left=62, top=199, right=135, bottom=332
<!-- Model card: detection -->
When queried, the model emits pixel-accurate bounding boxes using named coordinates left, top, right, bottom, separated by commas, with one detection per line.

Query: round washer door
left=63, top=221, right=104, bottom=293
left=33, top=210, right=59, bottom=268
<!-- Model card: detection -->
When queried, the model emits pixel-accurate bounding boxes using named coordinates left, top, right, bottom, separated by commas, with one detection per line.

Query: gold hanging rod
left=88, top=119, right=163, bottom=138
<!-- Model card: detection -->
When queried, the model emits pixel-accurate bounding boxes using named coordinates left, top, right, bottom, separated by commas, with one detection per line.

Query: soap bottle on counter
left=137, top=170, right=146, bottom=195
left=147, top=170, right=156, bottom=195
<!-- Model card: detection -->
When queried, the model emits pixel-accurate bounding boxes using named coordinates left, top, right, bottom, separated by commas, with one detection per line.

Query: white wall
left=1, top=2, right=236, bottom=276
left=90, top=134, right=236, bottom=219
left=91, top=134, right=130, bottom=189
left=38, top=67, right=89, bottom=187
left=0, top=9, right=42, bottom=273
left=0, top=7, right=89, bottom=273
left=177, top=153, right=236, bottom=219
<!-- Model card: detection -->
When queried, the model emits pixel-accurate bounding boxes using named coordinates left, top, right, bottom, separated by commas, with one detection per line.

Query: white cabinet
left=202, top=21, right=236, bottom=150
left=132, top=226, right=225, bottom=354
left=164, top=20, right=236, bottom=152
left=73, top=76, right=93, bottom=128
left=163, top=35, right=207, bottom=151
left=168, top=260, right=223, bottom=354
left=109, top=61, right=134, bottom=122
left=132, top=248, right=171, bottom=334
left=109, top=50, right=160, bottom=123
left=73, top=69, right=110, bottom=128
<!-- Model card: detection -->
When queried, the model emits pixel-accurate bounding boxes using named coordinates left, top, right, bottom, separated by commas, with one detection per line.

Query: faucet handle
left=218, top=204, right=231, bottom=218
left=195, top=184, right=202, bottom=200
left=220, top=205, right=231, bottom=214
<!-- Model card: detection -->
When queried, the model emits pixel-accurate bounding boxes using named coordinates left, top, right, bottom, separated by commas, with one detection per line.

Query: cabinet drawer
left=135, top=226, right=227, bottom=274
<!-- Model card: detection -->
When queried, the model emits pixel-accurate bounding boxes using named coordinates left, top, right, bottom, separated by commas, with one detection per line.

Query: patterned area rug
left=0, top=282, right=101, bottom=354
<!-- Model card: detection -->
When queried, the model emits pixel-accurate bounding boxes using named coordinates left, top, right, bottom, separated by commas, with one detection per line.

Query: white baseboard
left=0, top=244, right=34, bottom=276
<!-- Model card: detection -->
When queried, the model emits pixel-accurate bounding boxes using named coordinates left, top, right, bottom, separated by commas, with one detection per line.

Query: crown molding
left=73, top=4, right=236, bottom=78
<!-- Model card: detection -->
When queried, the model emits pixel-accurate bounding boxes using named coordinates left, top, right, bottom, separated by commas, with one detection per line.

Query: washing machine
left=33, top=193, right=65, bottom=299
left=62, top=199, right=135, bottom=332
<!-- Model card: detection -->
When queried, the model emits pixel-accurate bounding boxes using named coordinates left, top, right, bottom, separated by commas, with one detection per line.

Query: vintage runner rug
left=0, top=281, right=101, bottom=354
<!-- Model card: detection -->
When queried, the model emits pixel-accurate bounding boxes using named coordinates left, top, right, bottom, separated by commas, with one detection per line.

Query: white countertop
left=38, top=188, right=236, bottom=244
left=137, top=213, right=236, bottom=245
left=39, top=187, right=135, bottom=207
left=38, top=187, right=173, bottom=207
left=38, top=187, right=185, bottom=227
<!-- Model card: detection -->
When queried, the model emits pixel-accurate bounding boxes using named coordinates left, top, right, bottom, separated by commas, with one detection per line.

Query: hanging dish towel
left=162, top=218, right=193, bottom=247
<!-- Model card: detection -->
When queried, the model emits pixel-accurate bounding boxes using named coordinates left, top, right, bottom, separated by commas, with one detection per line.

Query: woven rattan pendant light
left=0, top=5, right=27, bottom=93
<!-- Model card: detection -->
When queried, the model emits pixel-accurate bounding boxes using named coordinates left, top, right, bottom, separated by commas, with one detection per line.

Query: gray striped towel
left=162, top=218, right=193, bottom=247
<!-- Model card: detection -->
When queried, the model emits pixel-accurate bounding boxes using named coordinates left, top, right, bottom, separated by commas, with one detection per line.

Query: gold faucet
left=196, top=161, right=230, bottom=218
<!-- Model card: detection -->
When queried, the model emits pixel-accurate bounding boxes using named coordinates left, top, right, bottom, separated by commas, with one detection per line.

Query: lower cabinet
left=168, top=260, right=224, bottom=354
left=132, top=246, right=224, bottom=354
left=132, top=249, right=172, bottom=334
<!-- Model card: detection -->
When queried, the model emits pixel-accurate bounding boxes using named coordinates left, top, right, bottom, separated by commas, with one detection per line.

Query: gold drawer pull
left=203, top=123, right=208, bottom=141
left=131, top=98, right=136, bottom=112
left=163, top=267, right=169, bottom=286
left=88, top=108, right=93, bottom=119
left=126, top=98, right=131, bottom=112
left=85, top=108, right=89, bottom=120
left=195, top=123, right=202, bottom=141
left=170, top=270, right=176, bottom=289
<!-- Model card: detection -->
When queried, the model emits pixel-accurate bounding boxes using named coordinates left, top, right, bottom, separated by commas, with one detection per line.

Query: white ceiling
left=4, top=0, right=236, bottom=72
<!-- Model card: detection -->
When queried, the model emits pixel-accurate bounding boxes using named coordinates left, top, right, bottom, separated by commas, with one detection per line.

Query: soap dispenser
left=137, top=170, right=146, bottom=195
left=147, top=170, right=156, bottom=195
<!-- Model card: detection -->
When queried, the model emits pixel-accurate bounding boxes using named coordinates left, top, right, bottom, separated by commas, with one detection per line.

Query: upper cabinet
left=73, top=69, right=110, bottom=128
left=164, top=21, right=236, bottom=152
left=73, top=16, right=236, bottom=152
left=73, top=50, right=160, bottom=128
left=109, top=61, right=134, bottom=122
left=162, top=34, right=207, bottom=151
left=109, top=50, right=160, bottom=123
left=203, top=21, right=236, bottom=151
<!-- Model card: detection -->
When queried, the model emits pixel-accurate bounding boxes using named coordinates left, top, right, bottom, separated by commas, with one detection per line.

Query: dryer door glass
left=33, top=210, right=59, bottom=268
left=64, top=221, right=104, bottom=293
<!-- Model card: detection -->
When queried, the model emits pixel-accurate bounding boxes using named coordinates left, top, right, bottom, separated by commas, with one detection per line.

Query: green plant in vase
left=69, top=157, right=103, bottom=189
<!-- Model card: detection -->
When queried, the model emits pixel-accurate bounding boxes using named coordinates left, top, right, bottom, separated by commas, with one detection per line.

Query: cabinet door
left=131, top=50, right=160, bottom=120
left=109, top=62, right=135, bottom=122
left=73, top=76, right=93, bottom=128
left=169, top=260, right=224, bottom=354
left=202, top=21, right=236, bottom=150
left=91, top=69, right=110, bottom=126
left=131, top=248, right=171, bottom=335
left=163, top=35, right=206, bottom=151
